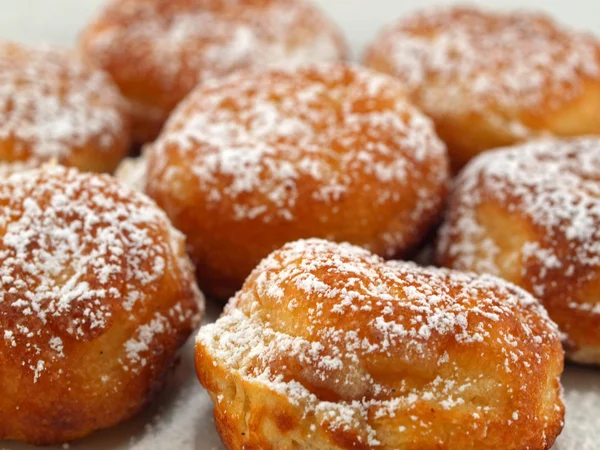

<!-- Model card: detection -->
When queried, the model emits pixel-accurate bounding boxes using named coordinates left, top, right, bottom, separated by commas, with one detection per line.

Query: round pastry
left=145, top=64, right=450, bottom=300
left=0, top=41, right=130, bottom=173
left=79, top=0, right=349, bottom=144
left=437, top=137, right=600, bottom=365
left=196, top=239, right=565, bottom=450
left=363, top=6, right=600, bottom=171
left=0, top=165, right=204, bottom=445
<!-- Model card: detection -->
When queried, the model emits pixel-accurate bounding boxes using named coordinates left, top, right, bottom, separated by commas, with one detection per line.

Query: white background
left=0, top=1, right=599, bottom=449
left=0, top=0, right=600, bottom=54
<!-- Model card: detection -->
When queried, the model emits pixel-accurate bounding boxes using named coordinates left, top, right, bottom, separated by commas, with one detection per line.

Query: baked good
left=144, top=64, right=450, bottom=300
left=363, top=6, right=600, bottom=171
left=0, top=41, right=130, bottom=173
left=196, top=238, right=565, bottom=450
left=79, top=0, right=349, bottom=144
left=0, top=165, right=204, bottom=445
left=437, top=137, right=600, bottom=365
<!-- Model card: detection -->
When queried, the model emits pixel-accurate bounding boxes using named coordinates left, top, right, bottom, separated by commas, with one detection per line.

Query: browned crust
left=0, top=168, right=203, bottom=445
left=145, top=64, right=450, bottom=299
left=363, top=6, right=600, bottom=171
left=196, top=240, right=565, bottom=449
left=79, top=0, right=349, bottom=144
left=436, top=138, right=600, bottom=364
left=438, top=196, right=600, bottom=362
left=0, top=41, right=131, bottom=173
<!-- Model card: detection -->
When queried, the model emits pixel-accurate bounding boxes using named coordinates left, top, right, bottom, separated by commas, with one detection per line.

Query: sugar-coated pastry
left=0, top=165, right=204, bottom=445
left=0, top=41, right=130, bottom=173
left=196, top=239, right=565, bottom=450
left=79, top=0, right=349, bottom=144
left=437, top=137, right=600, bottom=365
left=145, top=64, right=450, bottom=300
left=364, top=6, right=600, bottom=171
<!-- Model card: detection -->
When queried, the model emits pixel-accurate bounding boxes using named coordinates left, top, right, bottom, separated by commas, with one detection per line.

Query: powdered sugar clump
left=197, top=239, right=561, bottom=446
left=0, top=42, right=127, bottom=164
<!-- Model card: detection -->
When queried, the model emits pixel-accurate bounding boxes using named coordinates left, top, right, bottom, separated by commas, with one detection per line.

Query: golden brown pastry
left=0, top=41, right=130, bottom=173
left=79, top=0, right=349, bottom=144
left=144, top=64, right=450, bottom=300
left=437, top=137, right=600, bottom=365
left=0, top=165, right=204, bottom=445
left=364, top=6, right=600, bottom=171
left=196, top=239, right=565, bottom=450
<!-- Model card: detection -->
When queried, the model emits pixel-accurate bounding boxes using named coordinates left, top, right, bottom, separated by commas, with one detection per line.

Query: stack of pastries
left=1, top=1, right=599, bottom=449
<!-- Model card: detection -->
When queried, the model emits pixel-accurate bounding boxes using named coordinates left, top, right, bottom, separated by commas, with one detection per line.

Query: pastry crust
left=364, top=6, right=600, bottom=171
left=145, top=64, right=450, bottom=299
left=196, top=239, right=565, bottom=450
left=0, top=41, right=130, bottom=173
left=437, top=137, right=600, bottom=365
left=79, top=0, right=349, bottom=144
left=0, top=165, right=204, bottom=445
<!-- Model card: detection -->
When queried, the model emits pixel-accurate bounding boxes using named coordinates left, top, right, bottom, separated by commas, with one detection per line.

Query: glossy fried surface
left=79, top=0, right=348, bottom=143
left=0, top=166, right=204, bottom=445
left=364, top=6, right=600, bottom=170
left=0, top=41, right=130, bottom=173
left=196, top=239, right=564, bottom=450
left=145, top=64, right=450, bottom=299
left=437, top=137, right=600, bottom=365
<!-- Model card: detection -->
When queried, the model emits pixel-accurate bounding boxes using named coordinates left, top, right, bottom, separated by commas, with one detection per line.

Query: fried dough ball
left=79, top=0, right=349, bottom=144
left=0, top=41, right=130, bottom=173
left=145, top=64, right=450, bottom=300
left=196, top=239, right=565, bottom=450
left=437, top=137, right=600, bottom=365
left=0, top=165, right=204, bottom=445
left=364, top=6, right=600, bottom=171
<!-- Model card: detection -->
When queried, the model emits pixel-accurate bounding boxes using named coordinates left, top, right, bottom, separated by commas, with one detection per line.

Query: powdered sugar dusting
left=0, top=41, right=127, bottom=164
left=438, top=137, right=600, bottom=317
left=197, top=239, right=561, bottom=446
left=366, top=6, right=600, bottom=117
left=81, top=0, right=347, bottom=116
left=147, top=64, right=447, bottom=238
left=0, top=165, right=202, bottom=382
left=122, top=302, right=200, bottom=372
